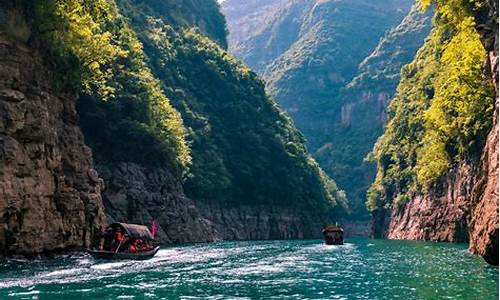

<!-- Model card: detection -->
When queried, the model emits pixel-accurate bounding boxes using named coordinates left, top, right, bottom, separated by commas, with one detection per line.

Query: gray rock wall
left=0, top=9, right=106, bottom=255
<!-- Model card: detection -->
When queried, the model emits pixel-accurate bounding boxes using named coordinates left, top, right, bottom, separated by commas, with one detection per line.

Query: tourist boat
left=322, top=224, right=344, bottom=245
left=88, top=222, right=160, bottom=260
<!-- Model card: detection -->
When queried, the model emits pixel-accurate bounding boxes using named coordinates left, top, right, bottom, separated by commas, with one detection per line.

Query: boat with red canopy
left=88, top=222, right=160, bottom=260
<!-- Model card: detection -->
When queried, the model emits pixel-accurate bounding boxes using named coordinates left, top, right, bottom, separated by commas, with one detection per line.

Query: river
left=0, top=238, right=497, bottom=299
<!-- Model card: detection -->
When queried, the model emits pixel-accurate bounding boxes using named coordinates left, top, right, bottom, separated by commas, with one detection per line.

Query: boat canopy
left=323, top=224, right=344, bottom=232
left=107, top=222, right=154, bottom=240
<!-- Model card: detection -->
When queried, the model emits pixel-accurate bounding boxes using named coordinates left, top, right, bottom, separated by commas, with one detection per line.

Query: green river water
left=0, top=238, right=497, bottom=299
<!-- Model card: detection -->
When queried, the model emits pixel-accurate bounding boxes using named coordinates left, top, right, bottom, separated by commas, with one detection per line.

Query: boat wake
left=0, top=239, right=497, bottom=300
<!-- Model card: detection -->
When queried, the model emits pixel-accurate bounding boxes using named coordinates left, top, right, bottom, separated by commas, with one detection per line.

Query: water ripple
left=0, top=238, right=497, bottom=299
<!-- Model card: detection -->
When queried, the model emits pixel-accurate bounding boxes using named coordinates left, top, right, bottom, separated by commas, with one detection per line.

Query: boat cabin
left=322, top=224, right=344, bottom=245
left=89, top=222, right=159, bottom=260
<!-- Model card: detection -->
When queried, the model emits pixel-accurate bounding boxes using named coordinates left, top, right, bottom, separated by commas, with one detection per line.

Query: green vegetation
left=117, top=0, right=348, bottom=211
left=223, top=0, right=430, bottom=218
left=33, top=0, right=126, bottom=97
left=32, top=0, right=190, bottom=174
left=27, top=0, right=347, bottom=213
left=119, top=0, right=228, bottom=49
left=367, top=0, right=494, bottom=211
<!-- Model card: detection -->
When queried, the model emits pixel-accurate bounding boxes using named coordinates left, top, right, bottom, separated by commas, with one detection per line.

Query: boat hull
left=324, top=239, right=344, bottom=245
left=88, top=246, right=160, bottom=260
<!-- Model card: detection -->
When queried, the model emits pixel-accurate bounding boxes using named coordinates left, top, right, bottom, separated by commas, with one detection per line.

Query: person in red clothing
left=128, top=242, right=137, bottom=253
left=112, top=228, right=124, bottom=252
left=116, top=229, right=123, bottom=242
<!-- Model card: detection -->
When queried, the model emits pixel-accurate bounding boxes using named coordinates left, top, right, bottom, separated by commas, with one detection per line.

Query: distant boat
left=88, top=222, right=160, bottom=260
left=322, top=224, right=344, bottom=245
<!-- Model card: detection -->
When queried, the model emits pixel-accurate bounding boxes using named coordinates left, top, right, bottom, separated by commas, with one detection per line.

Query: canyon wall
left=197, top=203, right=328, bottom=240
left=372, top=0, right=498, bottom=265
left=468, top=0, right=499, bottom=266
left=112, top=0, right=348, bottom=242
left=98, top=163, right=218, bottom=244
left=0, top=0, right=349, bottom=257
left=0, top=8, right=106, bottom=255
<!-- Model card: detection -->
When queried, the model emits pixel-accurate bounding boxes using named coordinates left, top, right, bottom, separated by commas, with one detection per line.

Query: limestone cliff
left=468, top=0, right=498, bottom=265
left=198, top=202, right=328, bottom=240
left=97, top=163, right=218, bottom=244
left=0, top=7, right=106, bottom=256
left=372, top=0, right=499, bottom=265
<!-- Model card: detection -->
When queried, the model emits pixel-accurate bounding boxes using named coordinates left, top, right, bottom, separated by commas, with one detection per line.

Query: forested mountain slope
left=222, top=0, right=431, bottom=217
left=369, top=0, right=498, bottom=265
left=224, top=0, right=311, bottom=74
left=113, top=0, right=347, bottom=240
left=0, top=0, right=348, bottom=255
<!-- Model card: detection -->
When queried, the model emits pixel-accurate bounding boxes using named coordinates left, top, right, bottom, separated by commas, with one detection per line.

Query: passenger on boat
left=116, top=228, right=123, bottom=242
left=129, top=239, right=151, bottom=252
left=112, top=228, right=128, bottom=251
left=129, top=242, right=137, bottom=253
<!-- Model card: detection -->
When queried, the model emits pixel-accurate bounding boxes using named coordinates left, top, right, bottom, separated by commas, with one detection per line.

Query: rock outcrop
left=372, top=0, right=499, bottom=265
left=373, top=161, right=477, bottom=243
left=468, top=0, right=499, bottom=265
left=98, top=163, right=218, bottom=244
left=197, top=202, right=330, bottom=240
left=0, top=8, right=106, bottom=255
left=98, top=161, right=346, bottom=244
left=469, top=97, right=498, bottom=265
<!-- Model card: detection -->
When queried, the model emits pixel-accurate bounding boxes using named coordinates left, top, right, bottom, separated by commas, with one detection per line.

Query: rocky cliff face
left=469, top=95, right=498, bottom=265
left=197, top=203, right=328, bottom=240
left=0, top=8, right=106, bottom=256
left=99, top=161, right=341, bottom=242
left=468, top=0, right=499, bottom=265
left=98, top=163, right=218, bottom=244
left=372, top=0, right=499, bottom=265
left=373, top=92, right=498, bottom=264
left=372, top=161, right=478, bottom=242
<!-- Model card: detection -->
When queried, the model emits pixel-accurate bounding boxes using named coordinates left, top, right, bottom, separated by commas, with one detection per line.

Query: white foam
left=7, top=290, right=40, bottom=296
left=91, top=261, right=133, bottom=270
left=42, top=267, right=84, bottom=277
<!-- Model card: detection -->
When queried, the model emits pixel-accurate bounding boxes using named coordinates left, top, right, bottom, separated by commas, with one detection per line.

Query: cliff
left=370, top=0, right=498, bottom=265
left=468, top=0, right=499, bottom=266
left=98, top=163, right=218, bottom=243
left=0, top=6, right=106, bottom=255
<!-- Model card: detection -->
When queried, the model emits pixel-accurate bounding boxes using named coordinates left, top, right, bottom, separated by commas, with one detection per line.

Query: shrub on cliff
left=367, top=0, right=495, bottom=211
left=32, top=0, right=190, bottom=175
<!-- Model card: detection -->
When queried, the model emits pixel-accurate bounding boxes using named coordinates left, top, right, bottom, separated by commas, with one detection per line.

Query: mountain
left=118, top=0, right=228, bottom=49
left=222, top=0, right=432, bottom=217
left=112, top=0, right=347, bottom=240
left=368, top=0, right=498, bottom=265
left=0, top=0, right=346, bottom=255
left=224, top=0, right=311, bottom=74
